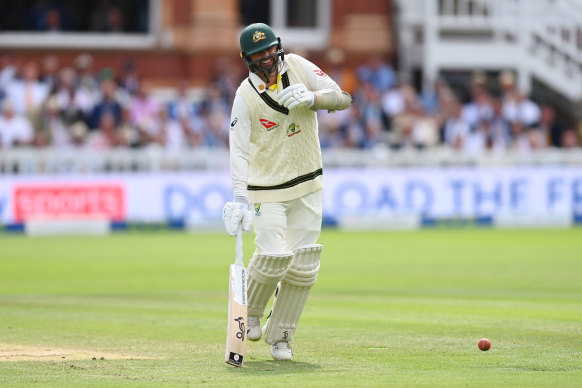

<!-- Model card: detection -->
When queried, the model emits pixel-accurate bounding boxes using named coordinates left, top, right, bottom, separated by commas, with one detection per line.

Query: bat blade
left=225, top=262, right=247, bottom=366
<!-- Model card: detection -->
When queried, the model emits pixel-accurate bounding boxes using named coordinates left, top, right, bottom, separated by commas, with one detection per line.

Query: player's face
left=248, top=46, right=278, bottom=70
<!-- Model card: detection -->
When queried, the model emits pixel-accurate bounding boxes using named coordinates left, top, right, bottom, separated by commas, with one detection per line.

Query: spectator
left=0, top=100, right=34, bottom=148
left=464, top=118, right=490, bottom=156
left=357, top=83, right=387, bottom=132
left=464, top=118, right=507, bottom=156
left=118, top=60, right=140, bottom=97
left=362, top=118, right=385, bottom=149
left=507, top=121, right=531, bottom=153
left=117, top=106, right=140, bottom=148
left=381, top=82, right=407, bottom=119
left=103, top=7, right=124, bottom=32
left=129, top=80, right=160, bottom=134
left=144, top=108, right=189, bottom=152
left=167, top=80, right=197, bottom=122
left=391, top=114, right=417, bottom=149
left=198, top=85, right=229, bottom=148
left=0, top=55, right=18, bottom=103
left=489, top=99, right=511, bottom=148
left=344, top=105, right=366, bottom=148
left=40, top=55, right=60, bottom=92
left=36, top=96, right=69, bottom=148
left=56, top=67, right=95, bottom=126
left=74, top=54, right=99, bottom=95
left=69, top=121, right=89, bottom=148
left=442, top=100, right=471, bottom=150
left=561, top=129, right=579, bottom=148
left=502, top=90, right=541, bottom=128
left=91, top=112, right=119, bottom=149
left=538, top=105, right=564, bottom=147
left=5, top=62, right=50, bottom=129
left=90, top=79, right=121, bottom=130
left=201, top=109, right=229, bottom=148
left=462, top=83, right=493, bottom=128
left=498, top=70, right=517, bottom=103
left=420, top=77, right=452, bottom=115
left=43, top=7, right=65, bottom=32
left=318, top=109, right=349, bottom=149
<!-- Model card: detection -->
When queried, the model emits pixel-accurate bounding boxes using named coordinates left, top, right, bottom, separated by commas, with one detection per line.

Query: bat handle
left=235, top=223, right=243, bottom=266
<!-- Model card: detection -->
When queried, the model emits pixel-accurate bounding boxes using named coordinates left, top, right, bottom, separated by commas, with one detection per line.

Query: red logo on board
left=260, top=119, right=279, bottom=131
left=13, top=184, right=126, bottom=222
left=314, top=69, right=325, bottom=77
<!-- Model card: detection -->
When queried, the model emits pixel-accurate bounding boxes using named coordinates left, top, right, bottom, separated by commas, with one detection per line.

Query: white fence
left=1, top=147, right=582, bottom=175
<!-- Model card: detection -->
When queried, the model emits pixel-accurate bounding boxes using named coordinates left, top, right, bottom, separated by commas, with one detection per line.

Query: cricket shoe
left=247, top=316, right=261, bottom=341
left=271, top=341, right=293, bottom=361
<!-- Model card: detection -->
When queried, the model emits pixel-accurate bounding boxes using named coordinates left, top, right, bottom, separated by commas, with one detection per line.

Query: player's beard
left=252, top=52, right=282, bottom=84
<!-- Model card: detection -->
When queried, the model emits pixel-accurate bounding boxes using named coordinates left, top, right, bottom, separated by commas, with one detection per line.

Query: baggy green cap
left=240, top=23, right=279, bottom=56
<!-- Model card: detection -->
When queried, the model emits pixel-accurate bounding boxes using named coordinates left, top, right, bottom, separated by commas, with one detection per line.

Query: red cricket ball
left=478, top=338, right=492, bottom=351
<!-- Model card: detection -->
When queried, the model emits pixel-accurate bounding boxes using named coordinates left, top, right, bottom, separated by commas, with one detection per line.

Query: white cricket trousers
left=251, top=189, right=322, bottom=253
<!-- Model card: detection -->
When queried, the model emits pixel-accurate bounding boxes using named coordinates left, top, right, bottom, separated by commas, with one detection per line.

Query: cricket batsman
left=222, top=22, right=351, bottom=361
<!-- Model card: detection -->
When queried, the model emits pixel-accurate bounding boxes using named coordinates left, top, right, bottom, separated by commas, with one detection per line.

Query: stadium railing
left=1, top=147, right=582, bottom=174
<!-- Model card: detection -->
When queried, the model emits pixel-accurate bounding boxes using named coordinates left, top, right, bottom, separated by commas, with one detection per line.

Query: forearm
left=310, top=88, right=352, bottom=112
left=231, top=154, right=249, bottom=202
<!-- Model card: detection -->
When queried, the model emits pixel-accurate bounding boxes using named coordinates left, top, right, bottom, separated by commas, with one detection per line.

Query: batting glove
left=277, top=83, right=314, bottom=110
left=222, top=200, right=253, bottom=236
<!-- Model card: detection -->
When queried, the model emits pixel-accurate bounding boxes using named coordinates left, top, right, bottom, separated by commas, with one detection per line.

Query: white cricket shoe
left=271, top=341, right=292, bottom=361
left=247, top=316, right=261, bottom=341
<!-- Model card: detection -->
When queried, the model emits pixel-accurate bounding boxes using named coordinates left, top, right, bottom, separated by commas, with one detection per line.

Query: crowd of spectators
left=0, top=52, right=580, bottom=155
left=0, top=53, right=235, bottom=152
left=0, top=0, right=149, bottom=33
left=318, top=58, right=581, bottom=154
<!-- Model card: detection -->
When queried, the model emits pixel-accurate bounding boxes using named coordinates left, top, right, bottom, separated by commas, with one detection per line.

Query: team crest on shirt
left=287, top=123, right=301, bottom=137
left=260, top=119, right=279, bottom=131
left=254, top=203, right=261, bottom=216
left=253, top=31, right=266, bottom=43
left=314, top=69, right=325, bottom=77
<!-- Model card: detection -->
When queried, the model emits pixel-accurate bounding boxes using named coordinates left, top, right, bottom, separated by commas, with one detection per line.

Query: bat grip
left=235, top=223, right=243, bottom=266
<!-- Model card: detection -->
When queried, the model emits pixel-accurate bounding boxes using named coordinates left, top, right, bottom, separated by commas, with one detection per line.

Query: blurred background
left=1, top=0, right=581, bottom=234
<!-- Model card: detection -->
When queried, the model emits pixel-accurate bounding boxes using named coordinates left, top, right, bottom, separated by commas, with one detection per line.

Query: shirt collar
left=248, top=61, right=288, bottom=94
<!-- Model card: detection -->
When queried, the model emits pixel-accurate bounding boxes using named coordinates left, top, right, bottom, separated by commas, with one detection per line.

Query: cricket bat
left=225, top=225, right=247, bottom=367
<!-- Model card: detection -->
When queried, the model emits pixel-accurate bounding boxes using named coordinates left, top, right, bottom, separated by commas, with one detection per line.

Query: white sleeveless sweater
left=235, top=54, right=323, bottom=203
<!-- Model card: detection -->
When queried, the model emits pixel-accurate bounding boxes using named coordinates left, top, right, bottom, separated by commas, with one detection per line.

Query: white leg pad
left=263, top=244, right=322, bottom=345
left=247, top=251, right=294, bottom=318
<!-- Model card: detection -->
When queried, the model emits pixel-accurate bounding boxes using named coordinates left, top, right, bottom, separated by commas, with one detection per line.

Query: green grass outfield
left=0, top=228, right=581, bottom=387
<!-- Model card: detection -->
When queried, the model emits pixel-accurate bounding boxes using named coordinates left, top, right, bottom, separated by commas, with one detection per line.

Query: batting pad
left=263, top=244, right=322, bottom=345
left=247, top=251, right=294, bottom=317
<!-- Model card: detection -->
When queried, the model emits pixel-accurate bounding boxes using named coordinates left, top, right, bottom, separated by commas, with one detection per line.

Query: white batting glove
left=277, top=83, right=314, bottom=110
left=222, top=201, right=253, bottom=236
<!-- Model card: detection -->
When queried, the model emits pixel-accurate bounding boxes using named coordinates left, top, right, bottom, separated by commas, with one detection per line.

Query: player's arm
left=223, top=95, right=253, bottom=237
left=229, top=95, right=251, bottom=203
left=295, top=55, right=352, bottom=112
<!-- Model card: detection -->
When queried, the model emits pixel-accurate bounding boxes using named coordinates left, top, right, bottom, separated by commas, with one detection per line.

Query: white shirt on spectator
left=0, top=114, right=34, bottom=147
left=381, top=88, right=405, bottom=117
left=443, top=117, right=471, bottom=147
left=503, top=98, right=541, bottom=127
left=0, top=65, right=17, bottom=91
left=5, top=80, right=49, bottom=115
left=462, top=102, right=493, bottom=127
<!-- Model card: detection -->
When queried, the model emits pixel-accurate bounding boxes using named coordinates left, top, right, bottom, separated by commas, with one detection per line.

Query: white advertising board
left=1, top=167, right=581, bottom=228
